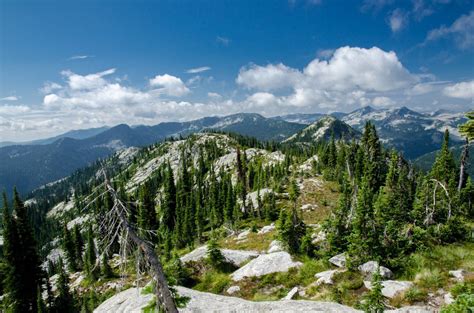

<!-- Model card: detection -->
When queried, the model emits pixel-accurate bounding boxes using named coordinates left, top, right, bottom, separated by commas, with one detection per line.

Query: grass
left=219, top=230, right=275, bottom=252
left=194, top=270, right=231, bottom=294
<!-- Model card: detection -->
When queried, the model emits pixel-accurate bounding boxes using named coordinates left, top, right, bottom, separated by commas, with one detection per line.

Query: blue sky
left=1, top=0, right=473, bottom=141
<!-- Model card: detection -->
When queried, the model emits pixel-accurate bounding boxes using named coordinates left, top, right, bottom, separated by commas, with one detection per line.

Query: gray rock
left=364, top=280, right=414, bottom=299
left=449, top=269, right=466, bottom=282
left=226, top=286, right=241, bottom=295
left=444, top=292, right=454, bottom=305
left=231, top=251, right=302, bottom=281
left=282, top=287, right=299, bottom=300
left=386, top=306, right=436, bottom=313
left=267, top=240, right=285, bottom=253
left=176, top=286, right=361, bottom=312
left=314, top=269, right=340, bottom=285
left=329, top=253, right=347, bottom=268
left=237, top=229, right=250, bottom=240
left=358, top=261, right=393, bottom=279
left=94, top=287, right=153, bottom=313
left=258, top=223, right=275, bottom=234
left=180, top=246, right=259, bottom=267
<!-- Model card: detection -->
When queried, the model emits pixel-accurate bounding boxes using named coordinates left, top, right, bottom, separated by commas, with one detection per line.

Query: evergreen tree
left=161, top=162, right=177, bottom=232
left=3, top=189, right=43, bottom=312
left=36, top=286, right=46, bottom=313
left=84, top=225, right=98, bottom=280
left=62, top=224, right=78, bottom=272
left=54, top=257, right=76, bottom=312
left=207, top=237, right=225, bottom=270
left=361, top=268, right=384, bottom=313
left=101, top=252, right=113, bottom=278
left=73, top=225, right=84, bottom=269
left=137, top=183, right=157, bottom=242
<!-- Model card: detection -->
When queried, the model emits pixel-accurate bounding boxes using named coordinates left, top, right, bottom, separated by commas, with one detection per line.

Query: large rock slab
left=386, top=306, right=435, bottom=313
left=180, top=246, right=259, bottom=267
left=94, top=287, right=153, bottom=313
left=364, top=280, right=414, bottom=299
left=231, top=251, right=302, bottom=281
left=176, top=286, right=361, bottom=312
left=358, top=261, right=393, bottom=279
left=314, top=269, right=341, bottom=285
left=329, top=253, right=347, bottom=268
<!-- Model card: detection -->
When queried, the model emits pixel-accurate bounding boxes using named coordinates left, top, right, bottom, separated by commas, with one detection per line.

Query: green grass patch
left=194, top=271, right=231, bottom=294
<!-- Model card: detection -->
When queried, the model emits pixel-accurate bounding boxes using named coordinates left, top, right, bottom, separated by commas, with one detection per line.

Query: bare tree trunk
left=104, top=177, right=178, bottom=313
left=458, top=139, right=469, bottom=192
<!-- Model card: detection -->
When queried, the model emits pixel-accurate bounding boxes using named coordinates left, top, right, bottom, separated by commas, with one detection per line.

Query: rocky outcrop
left=329, top=253, right=347, bottom=268
left=176, top=286, right=361, bottom=312
left=258, top=223, right=275, bottom=234
left=94, top=287, right=153, bottom=313
left=449, top=269, right=467, bottom=282
left=364, top=280, right=413, bottom=299
left=267, top=240, right=285, bottom=253
left=231, top=251, right=302, bottom=281
left=180, top=246, right=259, bottom=267
left=386, top=306, right=435, bottom=313
left=358, top=261, right=393, bottom=279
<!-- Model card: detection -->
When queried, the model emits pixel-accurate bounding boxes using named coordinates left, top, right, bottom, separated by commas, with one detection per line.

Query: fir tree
left=361, top=268, right=384, bottom=313
left=54, top=257, right=76, bottom=313
left=84, top=225, right=98, bottom=281
left=101, top=252, right=113, bottom=278
left=62, top=224, right=78, bottom=272
left=161, top=162, right=177, bottom=232
left=137, top=183, right=157, bottom=242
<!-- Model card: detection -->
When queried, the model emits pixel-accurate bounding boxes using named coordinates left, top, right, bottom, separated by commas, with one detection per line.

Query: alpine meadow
left=1, top=1, right=473, bottom=313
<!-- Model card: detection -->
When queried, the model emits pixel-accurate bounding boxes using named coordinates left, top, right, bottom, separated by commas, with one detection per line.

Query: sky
left=0, top=0, right=473, bottom=142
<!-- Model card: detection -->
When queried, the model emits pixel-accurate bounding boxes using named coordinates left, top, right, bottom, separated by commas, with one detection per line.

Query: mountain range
left=1, top=107, right=467, bottom=195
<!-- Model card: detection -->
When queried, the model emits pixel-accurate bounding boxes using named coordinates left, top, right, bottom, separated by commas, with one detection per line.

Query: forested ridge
left=1, top=114, right=473, bottom=312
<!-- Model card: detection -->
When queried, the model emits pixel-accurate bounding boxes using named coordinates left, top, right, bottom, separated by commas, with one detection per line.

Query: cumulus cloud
left=149, top=74, right=190, bottom=97
left=207, top=92, right=222, bottom=99
left=62, top=68, right=116, bottom=90
left=443, top=80, right=474, bottom=99
left=0, top=96, right=19, bottom=101
left=186, top=66, right=211, bottom=74
left=388, top=9, right=408, bottom=32
left=426, top=11, right=474, bottom=49
left=372, top=96, right=396, bottom=107
left=237, top=46, right=418, bottom=110
left=40, top=82, right=62, bottom=94
left=236, top=63, right=301, bottom=91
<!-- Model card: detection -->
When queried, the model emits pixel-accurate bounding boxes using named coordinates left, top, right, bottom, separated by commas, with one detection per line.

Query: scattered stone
left=449, top=269, right=466, bottom=282
left=358, top=261, right=393, bottom=279
left=231, top=251, right=302, bottom=281
left=282, top=287, right=299, bottom=300
left=364, top=280, right=414, bottom=299
left=329, top=253, right=347, bottom=268
left=226, top=286, right=241, bottom=295
left=315, top=269, right=340, bottom=285
left=180, top=245, right=259, bottom=267
left=444, top=292, right=454, bottom=305
left=301, top=204, right=315, bottom=211
left=237, top=229, right=250, bottom=241
left=311, top=231, right=326, bottom=245
left=258, top=223, right=275, bottom=234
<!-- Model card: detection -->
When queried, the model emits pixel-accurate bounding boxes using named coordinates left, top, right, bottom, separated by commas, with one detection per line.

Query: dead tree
left=458, top=139, right=470, bottom=192
left=86, top=169, right=178, bottom=313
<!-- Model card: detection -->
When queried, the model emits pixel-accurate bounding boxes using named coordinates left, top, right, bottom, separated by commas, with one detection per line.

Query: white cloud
left=246, top=92, right=281, bottom=107
left=149, top=74, right=190, bottom=97
left=186, top=66, right=211, bottom=74
left=0, top=96, right=19, bottom=101
left=316, top=49, right=335, bottom=59
left=216, top=36, right=231, bottom=46
left=62, top=68, right=116, bottom=90
left=69, top=55, right=93, bottom=60
left=0, top=104, right=30, bottom=114
left=236, top=63, right=301, bottom=91
left=426, top=10, right=474, bottom=49
left=443, top=80, right=474, bottom=99
left=40, top=82, right=62, bottom=94
left=207, top=92, right=222, bottom=99
left=372, top=96, right=396, bottom=107
left=388, top=9, right=408, bottom=32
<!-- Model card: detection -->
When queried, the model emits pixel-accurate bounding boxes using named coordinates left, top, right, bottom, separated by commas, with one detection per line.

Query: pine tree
left=54, top=257, right=76, bottom=312
left=362, top=268, right=385, bottom=313
left=36, top=286, right=46, bottom=313
left=137, top=183, right=157, bottom=242
left=84, top=225, right=98, bottom=281
left=161, top=162, right=177, bottom=232
left=3, top=189, right=43, bottom=312
left=73, top=225, right=84, bottom=269
left=62, top=224, right=78, bottom=272
left=207, top=237, right=225, bottom=269
left=101, top=252, right=113, bottom=278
